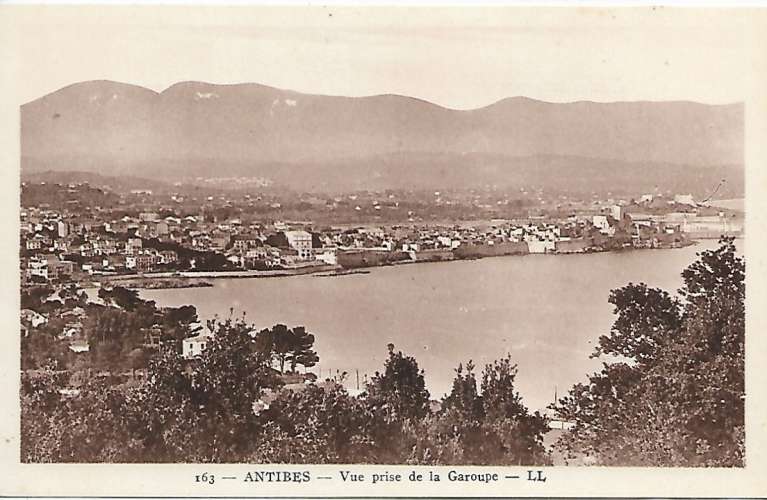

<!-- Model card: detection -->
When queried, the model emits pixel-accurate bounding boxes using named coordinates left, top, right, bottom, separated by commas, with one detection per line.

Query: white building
left=20, top=309, right=48, bottom=327
left=592, top=215, right=612, bottom=234
left=126, top=237, right=143, bottom=255
left=182, top=329, right=214, bottom=359
left=68, top=339, right=90, bottom=353
left=284, top=230, right=313, bottom=260
left=314, top=247, right=338, bottom=266
left=57, top=220, right=69, bottom=238
left=359, top=227, right=385, bottom=238
left=27, top=258, right=48, bottom=280
left=527, top=240, right=556, bottom=254
left=611, top=204, right=622, bottom=221
left=437, top=236, right=454, bottom=248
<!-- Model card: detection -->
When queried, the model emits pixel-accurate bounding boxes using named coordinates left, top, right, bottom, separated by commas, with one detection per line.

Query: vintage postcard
left=1, top=3, right=766, bottom=498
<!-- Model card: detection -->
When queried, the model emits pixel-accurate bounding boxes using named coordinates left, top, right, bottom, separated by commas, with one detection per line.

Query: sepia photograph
left=2, top=3, right=767, bottom=497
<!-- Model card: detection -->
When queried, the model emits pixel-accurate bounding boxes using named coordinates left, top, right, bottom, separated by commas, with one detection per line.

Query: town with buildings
left=20, top=180, right=743, bottom=289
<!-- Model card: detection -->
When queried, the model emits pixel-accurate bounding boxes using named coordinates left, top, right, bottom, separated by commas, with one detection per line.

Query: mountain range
left=20, top=80, right=744, bottom=195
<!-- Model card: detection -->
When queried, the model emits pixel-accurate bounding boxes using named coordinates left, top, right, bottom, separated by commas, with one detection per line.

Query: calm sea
left=141, top=240, right=731, bottom=411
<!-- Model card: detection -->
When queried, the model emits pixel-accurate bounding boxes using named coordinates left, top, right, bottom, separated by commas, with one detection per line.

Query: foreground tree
left=286, top=326, right=319, bottom=372
left=362, top=344, right=431, bottom=462
left=21, top=318, right=282, bottom=463
left=255, top=382, right=373, bottom=463
left=254, top=324, right=319, bottom=374
left=159, top=304, right=200, bottom=346
left=365, top=343, right=430, bottom=422
left=97, top=286, right=142, bottom=311
left=21, top=285, right=54, bottom=311
left=179, top=318, right=282, bottom=461
left=410, top=357, right=550, bottom=465
left=21, top=361, right=143, bottom=463
left=552, top=238, right=745, bottom=466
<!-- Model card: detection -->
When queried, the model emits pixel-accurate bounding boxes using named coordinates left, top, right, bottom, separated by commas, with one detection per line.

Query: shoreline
left=87, top=263, right=341, bottom=289
left=100, top=276, right=215, bottom=290
left=69, top=236, right=739, bottom=289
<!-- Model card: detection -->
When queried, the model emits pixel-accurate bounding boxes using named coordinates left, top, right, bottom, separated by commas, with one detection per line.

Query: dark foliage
left=551, top=237, right=745, bottom=466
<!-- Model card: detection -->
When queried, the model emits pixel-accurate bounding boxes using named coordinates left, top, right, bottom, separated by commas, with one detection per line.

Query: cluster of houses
left=20, top=302, right=89, bottom=354
left=20, top=190, right=744, bottom=285
left=22, top=283, right=243, bottom=364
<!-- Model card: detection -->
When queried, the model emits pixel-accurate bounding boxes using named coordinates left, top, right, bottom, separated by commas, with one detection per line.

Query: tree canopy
left=552, top=237, right=745, bottom=466
left=254, top=324, right=319, bottom=374
left=408, top=357, right=550, bottom=466
left=22, top=332, right=550, bottom=465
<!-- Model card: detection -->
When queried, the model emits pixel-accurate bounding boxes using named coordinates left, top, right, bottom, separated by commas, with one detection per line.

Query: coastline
left=100, top=276, right=215, bottom=290
left=73, top=236, right=735, bottom=290
left=88, top=263, right=341, bottom=289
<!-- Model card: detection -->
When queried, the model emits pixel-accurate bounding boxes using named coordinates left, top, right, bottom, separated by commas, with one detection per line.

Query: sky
left=2, top=6, right=764, bottom=108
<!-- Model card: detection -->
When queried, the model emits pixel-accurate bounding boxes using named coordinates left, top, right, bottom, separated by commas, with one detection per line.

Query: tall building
left=57, top=220, right=68, bottom=238
left=284, top=230, right=313, bottom=260
left=611, top=204, right=622, bottom=221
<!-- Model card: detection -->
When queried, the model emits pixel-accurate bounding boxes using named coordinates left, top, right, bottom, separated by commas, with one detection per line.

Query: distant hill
left=20, top=80, right=744, bottom=195
left=21, top=170, right=172, bottom=192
